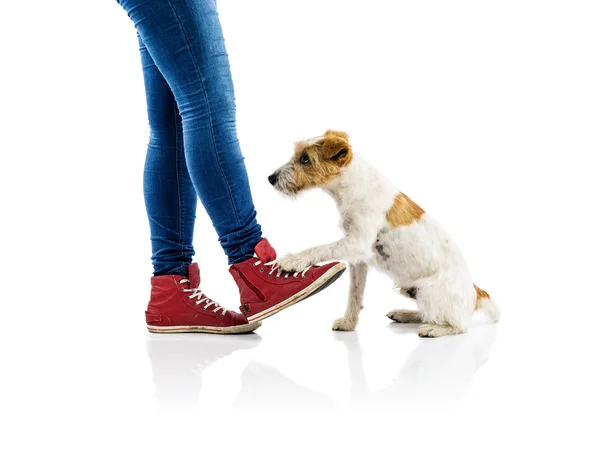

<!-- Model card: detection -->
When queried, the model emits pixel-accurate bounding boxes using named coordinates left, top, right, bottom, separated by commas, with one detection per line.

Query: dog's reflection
left=336, top=323, right=498, bottom=406
left=147, top=324, right=497, bottom=408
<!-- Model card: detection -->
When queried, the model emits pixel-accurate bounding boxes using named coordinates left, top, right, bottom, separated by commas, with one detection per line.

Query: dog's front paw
left=278, top=252, right=313, bottom=272
left=332, top=317, right=357, bottom=331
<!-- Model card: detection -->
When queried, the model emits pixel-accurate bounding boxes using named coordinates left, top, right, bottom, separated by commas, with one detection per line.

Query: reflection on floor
left=146, top=323, right=498, bottom=410
left=338, top=323, right=498, bottom=408
left=147, top=333, right=262, bottom=405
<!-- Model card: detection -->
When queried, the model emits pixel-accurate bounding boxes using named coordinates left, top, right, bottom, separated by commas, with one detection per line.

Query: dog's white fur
left=272, top=134, right=501, bottom=337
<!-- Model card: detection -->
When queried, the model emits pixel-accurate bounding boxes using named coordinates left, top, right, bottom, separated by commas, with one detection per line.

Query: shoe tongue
left=188, top=263, right=201, bottom=288
left=254, top=238, right=277, bottom=263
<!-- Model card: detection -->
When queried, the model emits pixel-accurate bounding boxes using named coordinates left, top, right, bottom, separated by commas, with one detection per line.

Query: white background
left=1, top=1, right=599, bottom=454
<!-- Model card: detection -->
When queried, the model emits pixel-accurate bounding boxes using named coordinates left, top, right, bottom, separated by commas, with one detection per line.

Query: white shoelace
left=253, top=259, right=313, bottom=279
left=179, top=279, right=227, bottom=316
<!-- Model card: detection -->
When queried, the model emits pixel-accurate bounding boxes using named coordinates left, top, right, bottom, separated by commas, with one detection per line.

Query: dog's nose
left=268, top=173, right=277, bottom=186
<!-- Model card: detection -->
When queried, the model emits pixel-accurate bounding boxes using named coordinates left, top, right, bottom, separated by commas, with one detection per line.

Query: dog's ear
left=324, top=130, right=349, bottom=141
left=321, top=131, right=352, bottom=164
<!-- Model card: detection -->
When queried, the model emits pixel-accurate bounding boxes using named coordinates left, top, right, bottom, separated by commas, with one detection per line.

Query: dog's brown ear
left=321, top=132, right=352, bottom=164
left=324, top=130, right=349, bottom=141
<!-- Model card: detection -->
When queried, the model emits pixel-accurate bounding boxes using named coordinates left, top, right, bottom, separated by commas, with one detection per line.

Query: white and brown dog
left=269, top=130, right=501, bottom=338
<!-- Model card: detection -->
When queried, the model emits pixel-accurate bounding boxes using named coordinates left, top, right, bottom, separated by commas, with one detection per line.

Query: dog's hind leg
left=332, top=262, right=368, bottom=331
left=387, top=309, right=422, bottom=323
left=414, top=284, right=469, bottom=338
left=387, top=286, right=422, bottom=322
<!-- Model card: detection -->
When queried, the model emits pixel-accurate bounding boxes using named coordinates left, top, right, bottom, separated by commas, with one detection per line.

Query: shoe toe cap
left=310, top=261, right=345, bottom=279
left=232, top=311, right=250, bottom=326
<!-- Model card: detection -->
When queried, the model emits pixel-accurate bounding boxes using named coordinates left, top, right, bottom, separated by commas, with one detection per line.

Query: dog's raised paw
left=277, top=252, right=313, bottom=273
left=332, top=318, right=356, bottom=331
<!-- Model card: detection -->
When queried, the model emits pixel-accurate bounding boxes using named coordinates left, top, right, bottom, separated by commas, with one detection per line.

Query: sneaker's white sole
left=247, top=262, right=347, bottom=323
left=147, top=320, right=261, bottom=334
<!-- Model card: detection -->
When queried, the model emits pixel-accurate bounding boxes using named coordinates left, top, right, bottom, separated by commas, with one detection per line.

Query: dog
left=268, top=130, right=501, bottom=338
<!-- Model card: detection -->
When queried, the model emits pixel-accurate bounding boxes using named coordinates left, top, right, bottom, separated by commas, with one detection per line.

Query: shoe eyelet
left=260, top=268, right=264, bottom=272
left=211, top=310, right=217, bottom=314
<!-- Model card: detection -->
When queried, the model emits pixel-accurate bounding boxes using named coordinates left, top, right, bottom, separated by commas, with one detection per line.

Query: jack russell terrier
left=268, top=130, right=500, bottom=338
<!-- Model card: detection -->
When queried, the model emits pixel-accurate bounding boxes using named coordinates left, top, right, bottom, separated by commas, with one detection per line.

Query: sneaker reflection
left=233, top=361, right=336, bottom=410
left=146, top=333, right=262, bottom=405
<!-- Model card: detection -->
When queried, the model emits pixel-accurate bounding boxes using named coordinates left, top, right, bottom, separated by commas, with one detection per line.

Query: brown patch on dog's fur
left=291, top=130, right=353, bottom=191
left=386, top=193, right=425, bottom=227
left=473, top=284, right=490, bottom=310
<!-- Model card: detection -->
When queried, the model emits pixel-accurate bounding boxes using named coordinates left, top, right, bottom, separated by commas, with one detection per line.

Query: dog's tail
left=473, top=284, right=501, bottom=322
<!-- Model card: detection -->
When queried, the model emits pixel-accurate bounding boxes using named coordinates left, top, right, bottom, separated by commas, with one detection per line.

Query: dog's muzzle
left=269, top=164, right=297, bottom=195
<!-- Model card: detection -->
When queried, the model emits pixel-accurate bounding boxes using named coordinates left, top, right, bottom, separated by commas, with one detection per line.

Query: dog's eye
left=300, top=154, right=310, bottom=164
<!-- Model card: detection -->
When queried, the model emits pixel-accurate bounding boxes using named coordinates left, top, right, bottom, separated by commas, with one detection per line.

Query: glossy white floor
left=2, top=1, right=599, bottom=455
left=4, top=256, right=599, bottom=455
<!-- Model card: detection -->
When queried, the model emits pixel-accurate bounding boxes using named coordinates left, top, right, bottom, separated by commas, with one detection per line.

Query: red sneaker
left=229, top=238, right=346, bottom=322
left=145, top=263, right=261, bottom=334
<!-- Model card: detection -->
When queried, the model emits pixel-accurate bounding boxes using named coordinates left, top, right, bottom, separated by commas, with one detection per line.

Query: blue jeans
left=117, top=0, right=263, bottom=275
